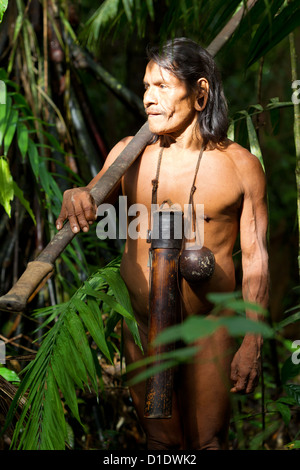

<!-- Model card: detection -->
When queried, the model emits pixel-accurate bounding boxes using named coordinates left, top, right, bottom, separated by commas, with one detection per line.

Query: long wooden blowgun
left=144, top=205, right=183, bottom=419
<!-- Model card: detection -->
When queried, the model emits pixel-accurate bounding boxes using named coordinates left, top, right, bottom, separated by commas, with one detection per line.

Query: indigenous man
left=56, top=38, right=269, bottom=450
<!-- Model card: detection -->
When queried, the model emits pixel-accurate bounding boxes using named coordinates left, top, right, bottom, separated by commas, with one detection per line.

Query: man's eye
left=160, top=84, right=167, bottom=89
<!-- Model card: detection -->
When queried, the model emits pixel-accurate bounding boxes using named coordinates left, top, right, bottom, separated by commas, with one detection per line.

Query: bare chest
left=122, top=149, right=243, bottom=220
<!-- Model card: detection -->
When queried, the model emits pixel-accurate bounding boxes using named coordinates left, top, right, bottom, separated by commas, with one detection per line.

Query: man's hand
left=56, top=187, right=97, bottom=234
left=230, top=334, right=262, bottom=394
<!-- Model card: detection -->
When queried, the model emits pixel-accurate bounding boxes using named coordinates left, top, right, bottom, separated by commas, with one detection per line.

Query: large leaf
left=0, top=365, right=20, bottom=383
left=0, top=156, right=14, bottom=217
left=154, top=313, right=273, bottom=347
left=0, top=0, right=8, bottom=23
left=0, top=94, right=11, bottom=146
left=4, top=108, right=18, bottom=155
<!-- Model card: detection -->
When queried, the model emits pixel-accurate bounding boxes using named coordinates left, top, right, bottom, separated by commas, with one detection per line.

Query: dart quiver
left=144, top=204, right=183, bottom=419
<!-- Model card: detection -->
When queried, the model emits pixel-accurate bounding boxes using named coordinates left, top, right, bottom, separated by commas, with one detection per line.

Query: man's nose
left=143, top=86, right=157, bottom=107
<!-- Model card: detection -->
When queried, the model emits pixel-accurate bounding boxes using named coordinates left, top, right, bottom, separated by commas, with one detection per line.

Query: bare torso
left=120, top=139, right=244, bottom=324
left=56, top=54, right=269, bottom=449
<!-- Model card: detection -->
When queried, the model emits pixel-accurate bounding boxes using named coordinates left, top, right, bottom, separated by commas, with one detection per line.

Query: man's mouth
left=146, top=110, right=162, bottom=117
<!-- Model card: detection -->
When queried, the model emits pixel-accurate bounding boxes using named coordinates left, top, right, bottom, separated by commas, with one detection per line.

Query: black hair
left=147, top=37, right=229, bottom=148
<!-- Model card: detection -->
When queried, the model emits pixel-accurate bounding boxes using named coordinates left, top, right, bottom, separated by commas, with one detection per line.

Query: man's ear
left=194, top=78, right=209, bottom=112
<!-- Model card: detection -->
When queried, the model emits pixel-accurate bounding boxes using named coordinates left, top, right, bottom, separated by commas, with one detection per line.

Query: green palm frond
left=4, top=256, right=142, bottom=450
left=79, top=0, right=156, bottom=49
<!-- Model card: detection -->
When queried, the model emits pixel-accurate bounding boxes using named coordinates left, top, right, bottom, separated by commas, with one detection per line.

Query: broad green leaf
left=0, top=0, right=8, bottom=23
left=0, top=366, right=20, bottom=382
left=220, top=316, right=273, bottom=338
left=13, top=181, right=36, bottom=225
left=17, top=122, right=29, bottom=160
left=227, top=121, right=234, bottom=141
left=0, top=94, right=11, bottom=146
left=246, top=113, right=265, bottom=171
left=155, top=314, right=273, bottom=347
left=206, top=291, right=240, bottom=304
left=4, top=108, right=18, bottom=155
left=155, top=316, right=219, bottom=345
left=0, top=156, right=14, bottom=216
left=286, top=440, right=300, bottom=449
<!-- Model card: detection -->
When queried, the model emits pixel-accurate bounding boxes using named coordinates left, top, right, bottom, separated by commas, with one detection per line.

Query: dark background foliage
left=0, top=0, right=300, bottom=450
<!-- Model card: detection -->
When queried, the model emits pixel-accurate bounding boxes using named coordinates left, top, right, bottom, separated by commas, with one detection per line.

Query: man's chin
left=147, top=122, right=167, bottom=135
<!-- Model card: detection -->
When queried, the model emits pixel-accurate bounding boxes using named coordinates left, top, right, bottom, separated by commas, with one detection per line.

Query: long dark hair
left=147, top=38, right=229, bottom=148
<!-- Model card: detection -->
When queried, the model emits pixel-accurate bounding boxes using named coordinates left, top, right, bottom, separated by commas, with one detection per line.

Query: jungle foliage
left=0, top=0, right=300, bottom=451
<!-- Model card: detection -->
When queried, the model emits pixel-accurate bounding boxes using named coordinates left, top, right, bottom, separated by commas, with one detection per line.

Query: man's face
left=143, top=61, right=199, bottom=137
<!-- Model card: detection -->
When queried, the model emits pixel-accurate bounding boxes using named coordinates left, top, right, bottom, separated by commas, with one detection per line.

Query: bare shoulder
left=223, top=140, right=266, bottom=194
left=104, top=135, right=134, bottom=167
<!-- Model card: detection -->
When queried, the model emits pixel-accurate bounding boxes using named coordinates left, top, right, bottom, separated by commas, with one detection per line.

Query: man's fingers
left=230, top=365, right=248, bottom=394
left=67, top=213, right=81, bottom=233
left=56, top=188, right=97, bottom=234
left=230, top=370, right=259, bottom=394
left=56, top=211, right=67, bottom=230
left=81, top=201, right=97, bottom=225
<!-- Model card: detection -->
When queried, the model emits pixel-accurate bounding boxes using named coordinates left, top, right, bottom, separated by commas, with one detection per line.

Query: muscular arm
left=55, top=137, right=132, bottom=234
left=231, top=152, right=269, bottom=394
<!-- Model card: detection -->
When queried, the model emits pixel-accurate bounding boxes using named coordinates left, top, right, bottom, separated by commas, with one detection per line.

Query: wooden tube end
left=0, top=261, right=54, bottom=313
